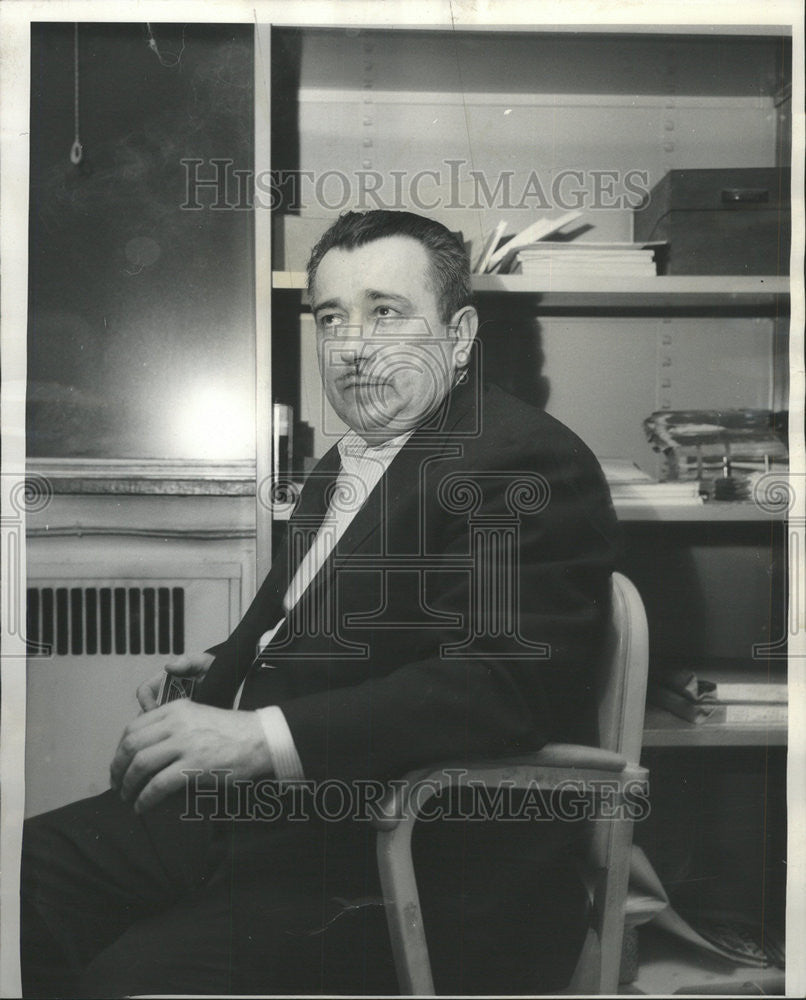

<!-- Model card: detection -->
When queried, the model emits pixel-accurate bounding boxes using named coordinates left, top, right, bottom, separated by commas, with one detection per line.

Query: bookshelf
left=274, top=270, right=789, bottom=311
left=259, top=20, right=792, bottom=994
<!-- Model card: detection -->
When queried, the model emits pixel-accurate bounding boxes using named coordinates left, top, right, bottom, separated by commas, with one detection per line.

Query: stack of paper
left=514, top=241, right=659, bottom=280
left=473, top=211, right=583, bottom=273
left=599, top=458, right=655, bottom=485
left=599, top=457, right=704, bottom=506
left=651, top=663, right=788, bottom=726
left=608, top=480, right=704, bottom=505
left=698, top=666, right=788, bottom=725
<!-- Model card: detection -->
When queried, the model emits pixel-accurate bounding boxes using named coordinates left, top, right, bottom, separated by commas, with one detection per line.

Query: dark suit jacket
left=198, top=378, right=618, bottom=785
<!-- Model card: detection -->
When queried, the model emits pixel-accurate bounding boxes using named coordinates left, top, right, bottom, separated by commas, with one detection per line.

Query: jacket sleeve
left=278, top=439, right=618, bottom=784
left=195, top=535, right=289, bottom=707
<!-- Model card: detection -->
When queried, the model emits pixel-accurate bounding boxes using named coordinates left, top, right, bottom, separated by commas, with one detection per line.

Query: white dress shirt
left=240, top=429, right=413, bottom=780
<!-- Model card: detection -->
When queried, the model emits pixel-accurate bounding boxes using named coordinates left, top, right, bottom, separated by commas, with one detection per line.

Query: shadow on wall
left=475, top=295, right=549, bottom=410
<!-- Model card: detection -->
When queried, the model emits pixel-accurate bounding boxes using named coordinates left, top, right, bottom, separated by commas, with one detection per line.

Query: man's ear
left=448, top=305, right=478, bottom=369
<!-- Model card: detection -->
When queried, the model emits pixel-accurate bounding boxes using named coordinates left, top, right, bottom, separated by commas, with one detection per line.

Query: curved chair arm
left=373, top=749, right=649, bottom=995
left=371, top=743, right=642, bottom=832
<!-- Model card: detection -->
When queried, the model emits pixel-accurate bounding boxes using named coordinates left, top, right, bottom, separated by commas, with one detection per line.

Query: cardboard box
left=634, top=168, right=790, bottom=275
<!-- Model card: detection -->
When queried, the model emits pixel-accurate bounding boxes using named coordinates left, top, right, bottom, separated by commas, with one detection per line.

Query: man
left=22, top=210, right=618, bottom=996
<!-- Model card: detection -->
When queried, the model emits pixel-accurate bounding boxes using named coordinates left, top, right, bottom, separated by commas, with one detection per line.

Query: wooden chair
left=373, top=571, right=650, bottom=995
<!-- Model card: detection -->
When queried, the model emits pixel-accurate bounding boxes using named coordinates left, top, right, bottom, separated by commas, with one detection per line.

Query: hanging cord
left=70, top=22, right=83, bottom=165
left=146, top=23, right=186, bottom=68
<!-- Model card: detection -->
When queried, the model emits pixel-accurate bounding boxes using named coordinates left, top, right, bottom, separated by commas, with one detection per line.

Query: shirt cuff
left=255, top=705, right=305, bottom=781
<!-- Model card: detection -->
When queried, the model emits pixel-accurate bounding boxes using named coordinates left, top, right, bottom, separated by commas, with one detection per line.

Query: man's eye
left=319, top=313, right=343, bottom=327
left=374, top=305, right=398, bottom=318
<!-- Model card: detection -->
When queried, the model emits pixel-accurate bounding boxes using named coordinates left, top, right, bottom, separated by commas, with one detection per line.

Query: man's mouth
left=339, top=374, right=389, bottom=391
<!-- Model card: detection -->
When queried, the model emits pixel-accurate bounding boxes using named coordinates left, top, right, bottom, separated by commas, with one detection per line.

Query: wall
left=28, top=23, right=255, bottom=460
left=25, top=492, right=256, bottom=816
left=25, top=24, right=260, bottom=813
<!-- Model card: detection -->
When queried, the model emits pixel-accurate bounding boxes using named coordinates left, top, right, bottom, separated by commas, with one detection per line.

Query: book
left=648, top=682, right=725, bottom=725
left=716, top=682, right=788, bottom=703
left=598, top=458, right=655, bottom=485
left=650, top=664, right=788, bottom=726
left=608, top=481, right=704, bottom=504
left=514, top=239, right=660, bottom=279
left=696, top=666, right=787, bottom=703
left=483, top=210, right=583, bottom=272
left=723, top=703, right=787, bottom=725
left=473, top=220, right=507, bottom=274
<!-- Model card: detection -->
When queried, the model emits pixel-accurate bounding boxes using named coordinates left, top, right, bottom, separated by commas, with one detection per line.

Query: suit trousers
left=21, top=785, right=590, bottom=997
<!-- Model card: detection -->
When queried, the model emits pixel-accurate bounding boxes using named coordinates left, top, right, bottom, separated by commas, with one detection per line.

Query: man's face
left=311, top=235, right=470, bottom=444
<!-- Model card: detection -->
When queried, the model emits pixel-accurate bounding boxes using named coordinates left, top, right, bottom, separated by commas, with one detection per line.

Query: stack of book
left=698, top=666, right=788, bottom=725
left=649, top=665, right=787, bottom=726
left=607, top=480, right=704, bottom=506
left=474, top=211, right=583, bottom=273
left=599, top=458, right=704, bottom=506
left=473, top=211, right=665, bottom=277
left=648, top=669, right=722, bottom=724
left=514, top=241, right=659, bottom=280
left=643, top=409, right=789, bottom=482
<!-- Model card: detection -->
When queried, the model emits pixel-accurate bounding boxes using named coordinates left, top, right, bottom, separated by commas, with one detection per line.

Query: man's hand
left=137, top=652, right=215, bottom=712
left=110, top=701, right=273, bottom=814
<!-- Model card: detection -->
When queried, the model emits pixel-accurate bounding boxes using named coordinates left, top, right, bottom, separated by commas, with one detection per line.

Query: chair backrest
left=597, top=572, right=650, bottom=764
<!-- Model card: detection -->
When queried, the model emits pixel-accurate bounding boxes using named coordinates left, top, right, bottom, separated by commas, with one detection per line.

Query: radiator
left=27, top=585, right=186, bottom=657
left=25, top=563, right=242, bottom=817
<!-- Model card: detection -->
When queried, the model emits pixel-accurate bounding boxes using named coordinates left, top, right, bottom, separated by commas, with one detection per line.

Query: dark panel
left=70, top=588, right=83, bottom=655
left=172, top=587, right=185, bottom=655
left=99, top=588, right=112, bottom=654
left=85, top=588, right=98, bottom=655
left=114, top=588, right=127, bottom=655
left=128, top=588, right=141, bottom=655
left=143, top=588, right=156, bottom=655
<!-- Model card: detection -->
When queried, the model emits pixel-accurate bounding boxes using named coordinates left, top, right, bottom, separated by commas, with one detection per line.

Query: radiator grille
left=26, top=586, right=185, bottom=656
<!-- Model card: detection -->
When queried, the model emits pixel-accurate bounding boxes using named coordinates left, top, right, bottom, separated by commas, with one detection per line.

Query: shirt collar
left=338, top=428, right=414, bottom=467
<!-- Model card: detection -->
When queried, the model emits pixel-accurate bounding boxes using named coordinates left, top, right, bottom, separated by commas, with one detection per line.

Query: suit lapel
left=281, top=445, right=342, bottom=584
left=279, top=377, right=480, bottom=634
left=307, top=377, right=479, bottom=569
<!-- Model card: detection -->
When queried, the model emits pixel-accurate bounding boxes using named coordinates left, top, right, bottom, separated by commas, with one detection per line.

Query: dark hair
left=306, top=210, right=472, bottom=323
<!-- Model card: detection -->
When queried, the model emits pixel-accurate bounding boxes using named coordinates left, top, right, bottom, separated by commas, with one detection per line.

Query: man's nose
left=337, top=337, right=375, bottom=367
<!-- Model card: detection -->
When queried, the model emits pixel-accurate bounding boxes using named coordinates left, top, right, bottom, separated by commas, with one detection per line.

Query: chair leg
left=376, top=817, right=435, bottom=996
left=597, top=817, right=635, bottom=993
left=564, top=926, right=602, bottom=994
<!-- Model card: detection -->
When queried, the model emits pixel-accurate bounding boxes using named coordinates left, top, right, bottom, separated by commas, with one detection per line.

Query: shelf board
left=472, top=273, right=789, bottom=308
left=613, top=499, right=787, bottom=522
left=642, top=706, right=786, bottom=747
left=272, top=271, right=789, bottom=308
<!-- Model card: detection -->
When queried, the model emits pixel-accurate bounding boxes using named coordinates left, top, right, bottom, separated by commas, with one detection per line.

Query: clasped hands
left=110, top=653, right=273, bottom=814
